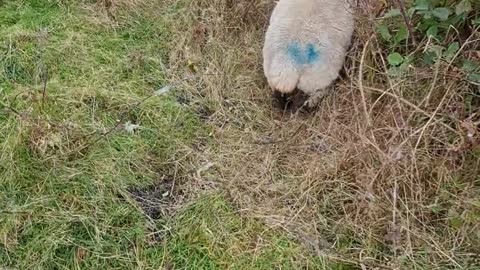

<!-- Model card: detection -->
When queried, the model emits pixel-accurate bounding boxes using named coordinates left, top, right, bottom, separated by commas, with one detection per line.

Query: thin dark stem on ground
left=41, top=67, right=48, bottom=106
left=393, top=0, right=417, bottom=46
left=36, top=29, right=49, bottom=108
left=253, top=123, right=306, bottom=145
left=0, top=101, right=22, bottom=116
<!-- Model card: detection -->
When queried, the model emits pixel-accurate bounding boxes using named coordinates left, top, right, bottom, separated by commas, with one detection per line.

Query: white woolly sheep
left=263, top=0, right=354, bottom=112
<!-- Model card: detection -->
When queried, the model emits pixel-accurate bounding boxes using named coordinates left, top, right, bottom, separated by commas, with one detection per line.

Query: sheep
left=263, top=0, right=354, bottom=112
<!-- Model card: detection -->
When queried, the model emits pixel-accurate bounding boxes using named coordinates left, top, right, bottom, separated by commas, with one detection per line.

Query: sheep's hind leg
left=304, top=87, right=331, bottom=111
left=271, top=88, right=314, bottom=114
left=289, top=89, right=312, bottom=113
left=266, top=53, right=299, bottom=94
left=271, top=90, right=289, bottom=111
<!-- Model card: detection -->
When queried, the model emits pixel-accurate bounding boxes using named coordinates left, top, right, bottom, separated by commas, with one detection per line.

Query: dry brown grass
left=154, top=0, right=479, bottom=268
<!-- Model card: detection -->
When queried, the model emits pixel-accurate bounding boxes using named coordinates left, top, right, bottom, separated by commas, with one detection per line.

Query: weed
left=377, top=0, right=480, bottom=79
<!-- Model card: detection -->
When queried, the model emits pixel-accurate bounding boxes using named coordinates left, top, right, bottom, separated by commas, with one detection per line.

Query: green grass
left=164, top=195, right=328, bottom=270
left=0, top=1, right=336, bottom=269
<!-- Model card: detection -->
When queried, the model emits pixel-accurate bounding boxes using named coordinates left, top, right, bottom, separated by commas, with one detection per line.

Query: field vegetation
left=1, top=0, right=479, bottom=269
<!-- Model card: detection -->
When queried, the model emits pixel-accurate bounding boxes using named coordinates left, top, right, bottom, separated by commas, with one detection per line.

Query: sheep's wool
left=263, top=0, right=354, bottom=97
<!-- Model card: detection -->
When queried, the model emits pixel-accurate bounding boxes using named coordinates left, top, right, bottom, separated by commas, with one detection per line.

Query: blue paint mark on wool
left=287, top=42, right=320, bottom=65
left=287, top=43, right=304, bottom=64
left=306, top=43, right=320, bottom=64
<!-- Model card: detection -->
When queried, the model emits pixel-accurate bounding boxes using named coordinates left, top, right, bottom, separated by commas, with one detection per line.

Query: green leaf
left=468, top=73, right=480, bottom=83
left=462, top=60, right=480, bottom=72
left=423, top=51, right=437, bottom=65
left=416, top=17, right=436, bottom=32
left=394, top=26, right=409, bottom=44
left=399, top=60, right=410, bottom=71
left=429, top=45, right=445, bottom=56
left=414, top=0, right=430, bottom=11
left=421, top=10, right=433, bottom=19
left=407, top=7, right=416, bottom=17
left=387, top=66, right=406, bottom=77
left=388, top=53, right=404, bottom=66
left=426, top=25, right=438, bottom=38
left=432, top=7, right=450, bottom=21
left=384, top=8, right=401, bottom=18
left=445, top=42, right=459, bottom=61
left=473, top=18, right=480, bottom=25
left=430, top=205, right=442, bottom=214
left=376, top=24, right=391, bottom=41
left=455, top=0, right=472, bottom=15
left=424, top=45, right=444, bottom=64
left=444, top=14, right=465, bottom=28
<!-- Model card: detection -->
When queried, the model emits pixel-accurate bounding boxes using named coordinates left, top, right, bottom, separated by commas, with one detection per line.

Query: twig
left=0, top=101, right=22, bottom=116
left=41, top=65, right=48, bottom=105
left=358, top=37, right=372, bottom=127
left=420, top=55, right=441, bottom=107
left=253, top=123, right=306, bottom=145
left=447, top=25, right=480, bottom=68
left=413, top=83, right=454, bottom=155
left=393, top=0, right=417, bottom=46
left=392, top=179, right=398, bottom=256
left=36, top=28, right=49, bottom=107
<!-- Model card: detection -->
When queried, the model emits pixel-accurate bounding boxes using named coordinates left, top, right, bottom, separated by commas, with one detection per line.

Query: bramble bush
left=376, top=0, right=479, bottom=81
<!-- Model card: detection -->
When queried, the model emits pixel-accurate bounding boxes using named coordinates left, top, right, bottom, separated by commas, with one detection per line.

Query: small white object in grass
left=154, top=85, right=172, bottom=96
left=391, top=148, right=403, bottom=161
left=124, top=121, right=141, bottom=134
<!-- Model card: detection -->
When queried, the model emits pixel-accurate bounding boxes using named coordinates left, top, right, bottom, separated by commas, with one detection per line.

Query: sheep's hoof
left=271, top=89, right=316, bottom=114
